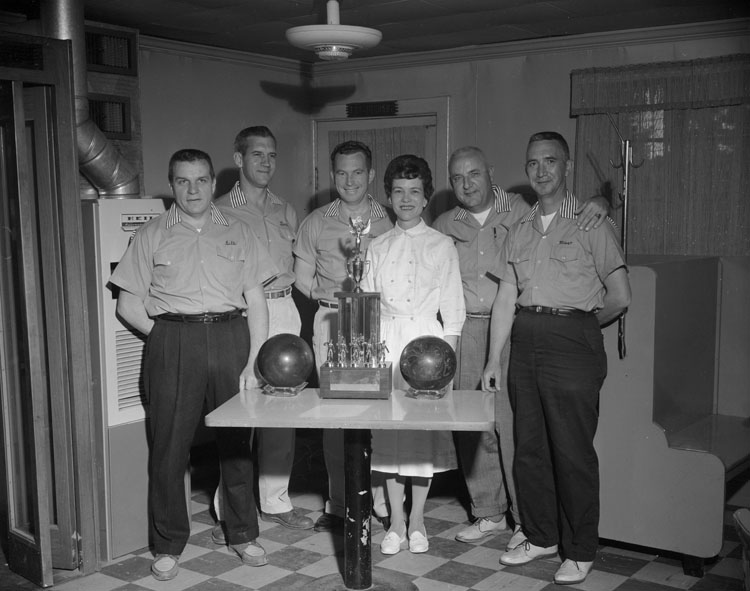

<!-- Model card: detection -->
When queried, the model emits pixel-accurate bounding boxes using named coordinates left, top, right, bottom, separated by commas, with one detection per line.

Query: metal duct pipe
left=42, top=0, right=140, bottom=197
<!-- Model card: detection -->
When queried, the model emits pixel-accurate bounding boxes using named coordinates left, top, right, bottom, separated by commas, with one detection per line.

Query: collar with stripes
left=166, top=202, right=229, bottom=229
left=323, top=195, right=389, bottom=220
left=453, top=185, right=512, bottom=221
left=228, top=182, right=282, bottom=208
left=521, top=191, right=579, bottom=223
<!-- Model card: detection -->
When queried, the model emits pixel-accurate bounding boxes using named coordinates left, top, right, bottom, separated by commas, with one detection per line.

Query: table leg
left=344, top=428, right=371, bottom=589
left=307, top=428, right=417, bottom=591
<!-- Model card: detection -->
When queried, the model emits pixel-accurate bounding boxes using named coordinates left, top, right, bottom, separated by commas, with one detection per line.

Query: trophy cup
left=319, top=217, right=392, bottom=399
left=346, top=216, right=371, bottom=292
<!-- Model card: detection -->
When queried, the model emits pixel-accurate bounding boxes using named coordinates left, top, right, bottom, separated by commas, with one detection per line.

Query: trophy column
left=319, top=291, right=392, bottom=399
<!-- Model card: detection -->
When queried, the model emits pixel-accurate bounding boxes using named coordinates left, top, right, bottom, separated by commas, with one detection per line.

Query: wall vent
left=89, top=93, right=131, bottom=139
left=0, top=39, right=43, bottom=70
left=346, top=101, right=398, bottom=118
left=85, top=26, right=137, bottom=76
left=115, top=329, right=146, bottom=411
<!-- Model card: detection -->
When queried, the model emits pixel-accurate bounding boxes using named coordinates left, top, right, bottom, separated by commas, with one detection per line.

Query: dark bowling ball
left=257, top=333, right=314, bottom=388
left=399, top=335, right=457, bottom=391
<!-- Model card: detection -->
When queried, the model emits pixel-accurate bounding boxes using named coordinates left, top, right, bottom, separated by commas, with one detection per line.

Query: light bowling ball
left=399, top=336, right=457, bottom=391
left=257, top=333, right=314, bottom=388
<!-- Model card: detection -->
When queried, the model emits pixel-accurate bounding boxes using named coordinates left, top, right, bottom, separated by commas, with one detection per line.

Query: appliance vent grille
left=115, top=329, right=147, bottom=411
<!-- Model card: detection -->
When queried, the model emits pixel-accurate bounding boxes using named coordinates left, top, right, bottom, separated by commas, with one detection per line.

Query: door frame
left=312, top=96, right=450, bottom=211
left=0, top=31, right=99, bottom=577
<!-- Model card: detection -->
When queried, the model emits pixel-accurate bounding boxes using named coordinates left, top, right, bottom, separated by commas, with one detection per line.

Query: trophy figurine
left=346, top=216, right=371, bottom=292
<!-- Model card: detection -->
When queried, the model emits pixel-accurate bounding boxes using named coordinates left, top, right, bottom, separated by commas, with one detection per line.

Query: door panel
left=0, top=79, right=78, bottom=587
left=0, top=78, right=54, bottom=588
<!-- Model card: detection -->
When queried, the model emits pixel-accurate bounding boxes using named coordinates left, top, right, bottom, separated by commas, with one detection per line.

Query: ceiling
left=3, top=0, right=748, bottom=63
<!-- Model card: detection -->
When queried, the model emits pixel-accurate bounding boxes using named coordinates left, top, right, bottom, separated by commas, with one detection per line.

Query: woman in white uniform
left=363, top=154, right=465, bottom=555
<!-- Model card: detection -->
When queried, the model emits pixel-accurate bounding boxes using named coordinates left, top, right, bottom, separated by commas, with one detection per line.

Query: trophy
left=346, top=216, right=371, bottom=292
left=319, top=216, right=392, bottom=399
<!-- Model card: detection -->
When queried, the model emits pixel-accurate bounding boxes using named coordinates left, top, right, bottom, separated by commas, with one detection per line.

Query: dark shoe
left=231, top=540, right=268, bottom=567
left=261, top=509, right=314, bottom=530
left=373, top=513, right=391, bottom=531
left=151, top=554, right=179, bottom=581
left=211, top=522, right=226, bottom=545
left=314, top=512, right=344, bottom=533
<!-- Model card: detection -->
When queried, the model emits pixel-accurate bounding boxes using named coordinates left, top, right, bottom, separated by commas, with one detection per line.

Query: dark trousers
left=510, top=312, right=606, bottom=561
left=145, top=316, right=257, bottom=555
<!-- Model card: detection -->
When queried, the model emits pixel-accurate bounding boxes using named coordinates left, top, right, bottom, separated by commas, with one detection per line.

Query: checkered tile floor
left=41, top=430, right=750, bottom=590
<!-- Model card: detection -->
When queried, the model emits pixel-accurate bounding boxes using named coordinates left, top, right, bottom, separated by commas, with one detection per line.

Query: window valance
left=570, top=54, right=750, bottom=115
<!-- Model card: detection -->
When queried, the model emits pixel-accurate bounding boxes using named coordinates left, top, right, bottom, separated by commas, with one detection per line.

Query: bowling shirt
left=215, top=183, right=298, bottom=292
left=491, top=192, right=626, bottom=311
left=433, top=185, right=530, bottom=315
left=293, top=196, right=393, bottom=301
left=110, top=203, right=278, bottom=316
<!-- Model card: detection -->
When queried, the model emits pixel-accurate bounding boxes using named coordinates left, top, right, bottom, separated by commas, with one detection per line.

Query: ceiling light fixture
left=286, top=0, right=382, bottom=61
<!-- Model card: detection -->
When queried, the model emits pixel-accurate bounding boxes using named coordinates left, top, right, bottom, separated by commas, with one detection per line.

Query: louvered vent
left=89, top=93, right=131, bottom=139
left=115, top=329, right=147, bottom=411
left=85, top=26, right=137, bottom=76
left=0, top=40, right=43, bottom=70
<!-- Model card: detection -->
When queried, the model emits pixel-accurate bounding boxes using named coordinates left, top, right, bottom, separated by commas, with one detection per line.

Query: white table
left=206, top=388, right=493, bottom=590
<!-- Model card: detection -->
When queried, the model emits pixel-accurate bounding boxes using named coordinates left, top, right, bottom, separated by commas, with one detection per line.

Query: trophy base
left=405, top=386, right=449, bottom=400
left=319, top=364, right=392, bottom=399
left=262, top=382, right=307, bottom=397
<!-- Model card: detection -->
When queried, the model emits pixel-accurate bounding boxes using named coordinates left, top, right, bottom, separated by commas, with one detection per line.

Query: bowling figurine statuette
left=257, top=333, right=314, bottom=397
left=346, top=216, right=371, bottom=293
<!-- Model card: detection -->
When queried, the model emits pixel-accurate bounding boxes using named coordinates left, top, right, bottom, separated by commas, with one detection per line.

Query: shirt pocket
left=550, top=244, right=584, bottom=284
left=214, top=245, right=247, bottom=292
left=508, top=251, right=533, bottom=286
left=152, top=247, right=184, bottom=290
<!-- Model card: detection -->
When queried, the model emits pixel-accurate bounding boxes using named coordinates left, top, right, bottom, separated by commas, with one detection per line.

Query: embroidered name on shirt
left=225, top=240, right=237, bottom=246
left=559, top=240, right=573, bottom=245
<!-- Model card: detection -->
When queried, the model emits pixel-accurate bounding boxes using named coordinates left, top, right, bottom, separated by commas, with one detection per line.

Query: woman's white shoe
left=380, top=528, right=407, bottom=555
left=408, top=530, right=429, bottom=553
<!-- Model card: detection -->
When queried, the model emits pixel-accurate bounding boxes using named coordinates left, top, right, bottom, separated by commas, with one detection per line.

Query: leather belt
left=518, top=305, right=594, bottom=318
left=466, top=312, right=491, bottom=319
left=318, top=299, right=339, bottom=309
left=158, top=309, right=243, bottom=323
left=265, top=286, right=292, bottom=299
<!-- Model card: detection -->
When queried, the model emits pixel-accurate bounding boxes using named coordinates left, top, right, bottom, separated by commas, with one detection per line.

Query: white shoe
left=506, top=525, right=526, bottom=551
left=408, top=530, right=429, bottom=553
left=499, top=540, right=558, bottom=566
left=455, top=516, right=508, bottom=543
left=380, top=528, right=407, bottom=555
left=554, top=559, right=593, bottom=585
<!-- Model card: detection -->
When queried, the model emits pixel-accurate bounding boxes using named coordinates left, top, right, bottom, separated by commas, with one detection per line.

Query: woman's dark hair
left=383, top=154, right=434, bottom=199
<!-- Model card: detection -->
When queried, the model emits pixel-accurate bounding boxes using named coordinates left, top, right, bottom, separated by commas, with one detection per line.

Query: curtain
left=571, top=55, right=750, bottom=256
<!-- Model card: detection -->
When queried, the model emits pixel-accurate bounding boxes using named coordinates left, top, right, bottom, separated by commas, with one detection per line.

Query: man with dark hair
left=433, top=146, right=607, bottom=549
left=111, top=148, right=277, bottom=580
left=483, top=132, right=630, bottom=585
left=293, top=139, right=394, bottom=532
left=212, top=126, right=313, bottom=534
